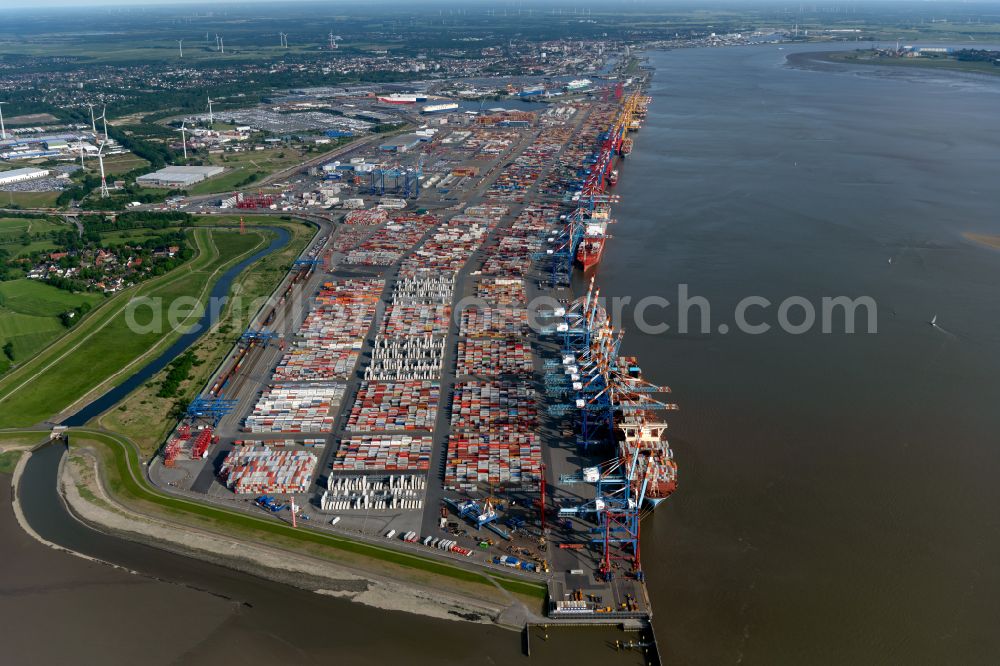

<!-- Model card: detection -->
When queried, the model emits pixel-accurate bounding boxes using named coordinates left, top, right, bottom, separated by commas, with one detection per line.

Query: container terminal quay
left=145, top=70, right=675, bottom=643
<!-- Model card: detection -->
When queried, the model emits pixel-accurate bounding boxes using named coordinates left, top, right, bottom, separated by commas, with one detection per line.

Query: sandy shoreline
left=963, top=232, right=1000, bottom=250
left=14, top=445, right=512, bottom=626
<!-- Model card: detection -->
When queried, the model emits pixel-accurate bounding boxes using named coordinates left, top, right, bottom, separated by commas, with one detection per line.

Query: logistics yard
left=147, top=76, right=664, bottom=623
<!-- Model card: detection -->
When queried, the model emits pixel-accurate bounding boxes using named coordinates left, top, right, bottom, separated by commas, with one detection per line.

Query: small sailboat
left=888, top=257, right=893, bottom=264
left=930, top=315, right=937, bottom=326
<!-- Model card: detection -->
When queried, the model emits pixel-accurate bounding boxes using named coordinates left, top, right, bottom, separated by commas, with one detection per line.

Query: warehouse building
left=135, top=165, right=225, bottom=188
left=378, top=134, right=424, bottom=153
left=0, top=167, right=49, bottom=186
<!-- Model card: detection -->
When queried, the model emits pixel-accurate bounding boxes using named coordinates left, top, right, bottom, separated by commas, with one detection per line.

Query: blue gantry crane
left=369, top=160, right=422, bottom=198
left=240, top=328, right=280, bottom=346
left=186, top=396, right=238, bottom=426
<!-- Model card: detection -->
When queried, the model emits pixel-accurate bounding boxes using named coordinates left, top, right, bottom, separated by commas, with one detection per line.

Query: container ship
left=575, top=206, right=611, bottom=271
left=609, top=169, right=619, bottom=186
left=615, top=357, right=678, bottom=507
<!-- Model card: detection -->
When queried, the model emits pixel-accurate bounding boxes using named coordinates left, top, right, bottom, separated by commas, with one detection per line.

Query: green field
left=0, top=215, right=65, bottom=243
left=0, top=280, right=104, bottom=375
left=0, top=431, right=47, bottom=450
left=0, top=191, right=61, bottom=209
left=0, top=227, right=268, bottom=426
left=99, top=153, right=151, bottom=176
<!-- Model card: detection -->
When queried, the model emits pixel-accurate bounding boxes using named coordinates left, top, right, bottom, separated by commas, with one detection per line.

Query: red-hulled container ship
left=615, top=356, right=678, bottom=508
left=575, top=206, right=611, bottom=271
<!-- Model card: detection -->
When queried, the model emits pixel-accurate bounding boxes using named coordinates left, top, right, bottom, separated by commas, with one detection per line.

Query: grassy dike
left=14, top=427, right=545, bottom=606
left=0, top=227, right=268, bottom=427
left=95, top=217, right=315, bottom=455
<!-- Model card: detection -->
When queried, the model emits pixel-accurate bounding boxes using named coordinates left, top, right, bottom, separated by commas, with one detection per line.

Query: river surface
left=7, top=44, right=1000, bottom=665
left=606, top=44, right=1000, bottom=664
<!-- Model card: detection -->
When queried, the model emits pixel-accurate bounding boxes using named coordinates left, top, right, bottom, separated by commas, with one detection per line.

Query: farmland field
left=0, top=191, right=61, bottom=209
left=0, top=279, right=104, bottom=376
left=0, top=216, right=66, bottom=242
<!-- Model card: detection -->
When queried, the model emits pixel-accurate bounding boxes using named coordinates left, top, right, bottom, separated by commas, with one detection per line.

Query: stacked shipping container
left=220, top=445, right=318, bottom=494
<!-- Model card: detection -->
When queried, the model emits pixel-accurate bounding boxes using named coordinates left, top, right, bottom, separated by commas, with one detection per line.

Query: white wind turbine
left=178, top=120, right=188, bottom=160
left=177, top=39, right=184, bottom=58
left=88, top=103, right=98, bottom=135
left=206, top=96, right=214, bottom=126
left=96, top=105, right=110, bottom=198
left=0, top=101, right=7, bottom=140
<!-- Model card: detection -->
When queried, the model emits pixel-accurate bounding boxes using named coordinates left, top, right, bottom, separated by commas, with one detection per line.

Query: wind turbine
left=215, top=34, right=220, bottom=51
left=0, top=101, right=7, bottom=140
left=95, top=106, right=110, bottom=198
left=177, top=40, right=184, bottom=58
left=206, top=96, right=214, bottom=126
left=88, top=103, right=98, bottom=135
left=280, top=32, right=288, bottom=48
left=77, top=130, right=86, bottom=169
left=219, top=37, right=225, bottom=54
left=177, top=120, right=188, bottom=160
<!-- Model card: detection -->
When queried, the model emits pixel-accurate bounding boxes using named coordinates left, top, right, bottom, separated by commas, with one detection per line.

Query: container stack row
left=381, top=302, right=453, bottom=337
left=331, top=435, right=433, bottom=471
left=476, top=277, right=527, bottom=307
left=344, top=208, right=389, bottom=225
left=486, top=132, right=567, bottom=202
left=443, top=432, right=542, bottom=491
left=244, top=382, right=345, bottom=433
left=456, top=339, right=532, bottom=377
left=397, top=214, right=496, bottom=279
left=459, top=307, right=530, bottom=338
left=220, top=445, right=318, bottom=494
left=344, top=214, right=438, bottom=265
left=273, top=278, right=384, bottom=381
left=233, top=438, right=325, bottom=448
left=481, top=205, right=556, bottom=278
left=346, top=380, right=440, bottom=432
left=449, top=381, right=539, bottom=432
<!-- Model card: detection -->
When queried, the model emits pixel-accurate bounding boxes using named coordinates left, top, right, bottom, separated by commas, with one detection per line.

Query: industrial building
left=378, top=134, right=424, bottom=153
left=0, top=167, right=50, bottom=186
left=136, top=165, right=224, bottom=188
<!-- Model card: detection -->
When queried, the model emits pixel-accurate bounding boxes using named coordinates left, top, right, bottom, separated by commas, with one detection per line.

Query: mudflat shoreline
left=12, top=445, right=515, bottom=627
left=786, top=48, right=1000, bottom=78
